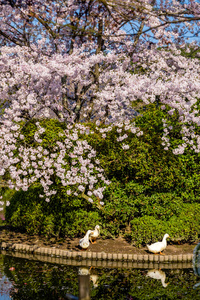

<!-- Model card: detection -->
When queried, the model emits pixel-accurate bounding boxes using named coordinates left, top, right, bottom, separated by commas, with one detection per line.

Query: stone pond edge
left=0, top=241, right=193, bottom=263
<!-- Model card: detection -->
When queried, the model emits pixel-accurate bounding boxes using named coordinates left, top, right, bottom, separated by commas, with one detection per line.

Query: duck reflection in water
left=146, top=269, right=169, bottom=288
left=78, top=267, right=99, bottom=288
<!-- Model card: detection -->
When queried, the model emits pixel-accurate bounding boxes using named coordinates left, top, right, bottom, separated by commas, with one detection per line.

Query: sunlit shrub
left=125, top=203, right=200, bottom=247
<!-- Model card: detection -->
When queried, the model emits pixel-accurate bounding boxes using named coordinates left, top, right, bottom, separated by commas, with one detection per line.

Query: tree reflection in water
left=0, top=254, right=199, bottom=299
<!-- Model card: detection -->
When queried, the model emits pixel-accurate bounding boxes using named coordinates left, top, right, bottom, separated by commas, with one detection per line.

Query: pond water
left=0, top=249, right=199, bottom=300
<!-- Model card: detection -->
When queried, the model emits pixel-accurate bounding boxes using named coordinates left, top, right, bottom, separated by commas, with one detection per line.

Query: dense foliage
left=4, top=104, right=200, bottom=245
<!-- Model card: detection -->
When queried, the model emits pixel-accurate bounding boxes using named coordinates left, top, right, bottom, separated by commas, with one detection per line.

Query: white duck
left=147, top=233, right=169, bottom=255
left=89, top=225, right=100, bottom=244
left=79, top=230, right=92, bottom=250
left=146, top=269, right=169, bottom=288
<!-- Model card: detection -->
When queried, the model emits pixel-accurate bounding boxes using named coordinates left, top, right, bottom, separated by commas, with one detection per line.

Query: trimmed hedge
left=125, top=203, right=200, bottom=247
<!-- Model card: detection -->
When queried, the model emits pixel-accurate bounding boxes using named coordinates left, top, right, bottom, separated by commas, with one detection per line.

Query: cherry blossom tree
left=0, top=0, right=200, bottom=204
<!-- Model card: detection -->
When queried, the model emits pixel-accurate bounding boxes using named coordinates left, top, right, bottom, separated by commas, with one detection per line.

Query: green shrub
left=126, top=203, right=200, bottom=247
left=167, top=203, right=200, bottom=242
left=126, top=216, right=165, bottom=247
left=5, top=185, right=101, bottom=238
left=132, top=193, right=183, bottom=220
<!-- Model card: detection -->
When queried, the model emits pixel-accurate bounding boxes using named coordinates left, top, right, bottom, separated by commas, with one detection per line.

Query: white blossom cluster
left=95, top=120, right=143, bottom=150
left=0, top=120, right=109, bottom=204
left=0, top=0, right=200, bottom=205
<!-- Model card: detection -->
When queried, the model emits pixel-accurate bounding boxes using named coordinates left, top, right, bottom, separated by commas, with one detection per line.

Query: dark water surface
left=0, top=251, right=199, bottom=300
